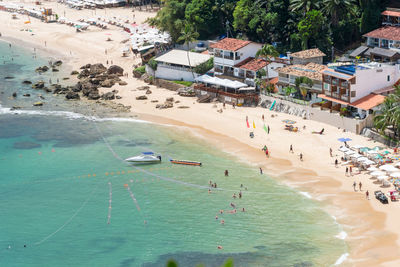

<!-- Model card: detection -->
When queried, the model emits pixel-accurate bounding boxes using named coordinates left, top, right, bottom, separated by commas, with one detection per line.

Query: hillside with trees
left=149, top=0, right=391, bottom=58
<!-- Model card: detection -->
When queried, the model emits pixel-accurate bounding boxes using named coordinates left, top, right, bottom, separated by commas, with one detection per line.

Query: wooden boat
left=170, top=159, right=202, bottom=166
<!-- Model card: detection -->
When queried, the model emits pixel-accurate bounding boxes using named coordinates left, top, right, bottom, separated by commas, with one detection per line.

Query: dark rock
left=151, top=100, right=158, bottom=103
left=39, top=95, right=45, bottom=100
left=136, top=95, right=148, bottom=100
left=145, top=89, right=152, bottom=94
left=71, top=70, right=79, bottom=75
left=73, top=82, right=82, bottom=92
left=116, top=95, right=122, bottom=99
left=4, top=76, right=14, bottom=79
left=66, top=91, right=80, bottom=100
left=23, top=93, right=31, bottom=97
left=62, top=77, right=69, bottom=80
left=13, top=141, right=42, bottom=149
left=100, top=79, right=115, bottom=88
left=33, top=101, right=43, bottom=106
left=88, top=92, right=100, bottom=100
left=137, top=86, right=150, bottom=90
left=118, top=81, right=128, bottom=86
left=11, top=105, right=22, bottom=110
left=52, top=68, right=59, bottom=72
left=78, top=69, right=90, bottom=79
left=80, top=63, right=91, bottom=69
left=178, top=106, right=190, bottom=109
left=35, top=65, right=49, bottom=73
left=156, top=102, right=173, bottom=109
left=133, top=70, right=142, bottom=78
left=107, top=65, right=124, bottom=76
left=12, top=92, right=17, bottom=97
left=44, top=87, right=53, bottom=93
left=101, top=92, right=115, bottom=100
left=22, top=80, right=32, bottom=84
left=89, top=63, right=107, bottom=75
left=166, top=97, right=174, bottom=102
left=53, top=60, right=63, bottom=66
left=32, top=81, right=45, bottom=89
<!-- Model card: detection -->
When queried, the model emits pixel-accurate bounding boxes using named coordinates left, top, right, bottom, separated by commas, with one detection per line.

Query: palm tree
left=177, top=23, right=199, bottom=80
left=290, top=0, right=320, bottom=15
left=255, top=44, right=279, bottom=91
left=294, top=76, right=313, bottom=101
left=374, top=86, right=400, bottom=138
left=321, top=0, right=356, bottom=26
left=284, top=86, right=296, bottom=100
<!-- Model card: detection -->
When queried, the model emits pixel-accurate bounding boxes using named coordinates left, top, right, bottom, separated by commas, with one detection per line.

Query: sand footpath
left=1, top=2, right=400, bottom=265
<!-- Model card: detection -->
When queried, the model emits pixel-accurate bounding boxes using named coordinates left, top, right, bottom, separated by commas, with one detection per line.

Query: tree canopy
left=150, top=0, right=388, bottom=57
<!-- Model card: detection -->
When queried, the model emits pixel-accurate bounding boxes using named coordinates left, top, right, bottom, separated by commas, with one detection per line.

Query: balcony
left=214, top=52, right=222, bottom=58
left=223, top=55, right=234, bottom=60
left=246, top=73, right=255, bottom=79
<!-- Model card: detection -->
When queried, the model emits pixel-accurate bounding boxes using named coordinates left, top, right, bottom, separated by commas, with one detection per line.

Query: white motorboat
left=125, top=152, right=161, bottom=164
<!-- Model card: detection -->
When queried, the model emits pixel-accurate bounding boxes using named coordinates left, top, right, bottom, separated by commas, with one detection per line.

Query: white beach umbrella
left=339, top=146, right=349, bottom=152
left=377, top=175, right=389, bottom=180
left=370, top=171, right=386, bottom=177
left=363, top=160, right=376, bottom=166
left=351, top=154, right=363, bottom=159
left=390, top=172, right=400, bottom=178
left=351, top=145, right=364, bottom=149
left=366, top=150, right=378, bottom=154
left=345, top=150, right=355, bottom=155
left=379, top=165, right=398, bottom=172
left=367, top=166, right=379, bottom=171
left=357, top=157, right=369, bottom=162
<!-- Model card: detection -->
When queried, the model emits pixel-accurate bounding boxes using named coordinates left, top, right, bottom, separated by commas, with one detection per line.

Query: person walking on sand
left=359, top=182, right=362, bottom=191
left=345, top=167, right=349, bottom=176
left=262, top=114, right=264, bottom=121
left=267, top=125, right=270, bottom=134
left=353, top=181, right=357, bottom=191
left=330, top=148, right=333, bottom=157
left=299, top=153, right=303, bottom=161
left=335, top=159, right=338, bottom=167
left=260, top=167, right=263, bottom=174
left=349, top=166, right=353, bottom=175
left=366, top=190, right=369, bottom=200
left=246, top=116, right=248, bottom=121
left=265, top=148, right=269, bottom=158
left=290, top=144, right=293, bottom=153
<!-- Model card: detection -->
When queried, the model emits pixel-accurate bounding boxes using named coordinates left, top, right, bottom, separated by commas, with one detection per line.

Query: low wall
left=261, top=95, right=373, bottom=134
left=154, top=79, right=186, bottom=91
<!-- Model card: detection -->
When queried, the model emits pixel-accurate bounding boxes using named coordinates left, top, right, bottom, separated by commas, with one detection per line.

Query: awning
left=318, top=94, right=349, bottom=105
left=195, top=75, right=247, bottom=89
left=349, top=94, right=386, bottom=110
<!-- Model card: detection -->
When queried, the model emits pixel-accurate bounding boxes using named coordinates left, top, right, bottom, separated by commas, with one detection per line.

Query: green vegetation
left=148, top=57, right=158, bottom=71
left=172, top=80, right=193, bottom=86
left=134, top=65, right=146, bottom=74
left=149, top=0, right=388, bottom=58
left=374, top=86, right=400, bottom=139
left=177, top=23, right=200, bottom=79
left=194, top=58, right=214, bottom=75
left=166, top=258, right=234, bottom=267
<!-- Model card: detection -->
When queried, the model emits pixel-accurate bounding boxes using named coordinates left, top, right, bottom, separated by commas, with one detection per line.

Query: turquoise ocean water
left=0, top=41, right=347, bottom=266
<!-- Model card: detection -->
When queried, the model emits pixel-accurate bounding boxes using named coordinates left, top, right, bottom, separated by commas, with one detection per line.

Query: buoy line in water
left=107, top=182, right=112, bottom=224
left=34, top=183, right=99, bottom=246
left=125, top=184, right=141, bottom=212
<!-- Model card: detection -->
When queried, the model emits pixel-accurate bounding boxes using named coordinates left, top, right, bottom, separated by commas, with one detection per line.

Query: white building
left=148, top=49, right=211, bottom=82
left=319, top=62, right=400, bottom=117
left=209, top=38, right=262, bottom=77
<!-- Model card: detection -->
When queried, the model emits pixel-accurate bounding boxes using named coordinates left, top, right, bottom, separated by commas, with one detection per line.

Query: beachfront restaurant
left=194, top=74, right=259, bottom=106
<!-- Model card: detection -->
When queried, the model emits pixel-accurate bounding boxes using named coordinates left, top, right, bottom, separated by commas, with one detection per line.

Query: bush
left=194, top=58, right=213, bottom=75
left=148, top=57, right=158, bottom=71
left=134, top=66, right=146, bottom=74
left=172, top=80, right=193, bottom=86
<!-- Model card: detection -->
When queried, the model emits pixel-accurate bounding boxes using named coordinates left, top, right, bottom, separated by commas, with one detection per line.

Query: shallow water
left=0, top=41, right=347, bottom=266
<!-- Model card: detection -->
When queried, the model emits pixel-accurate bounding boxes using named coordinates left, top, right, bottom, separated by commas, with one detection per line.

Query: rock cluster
left=156, top=97, right=174, bottom=109
left=177, top=87, right=196, bottom=97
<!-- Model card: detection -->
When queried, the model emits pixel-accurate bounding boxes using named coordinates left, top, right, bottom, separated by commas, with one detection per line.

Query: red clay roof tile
left=210, top=38, right=251, bottom=51
left=363, top=26, right=400, bottom=41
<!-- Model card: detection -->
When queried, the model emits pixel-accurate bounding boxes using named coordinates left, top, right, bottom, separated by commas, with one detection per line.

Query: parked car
left=375, top=191, right=389, bottom=204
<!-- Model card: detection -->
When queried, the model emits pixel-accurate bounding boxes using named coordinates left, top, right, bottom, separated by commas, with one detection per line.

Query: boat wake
left=0, top=104, right=150, bottom=124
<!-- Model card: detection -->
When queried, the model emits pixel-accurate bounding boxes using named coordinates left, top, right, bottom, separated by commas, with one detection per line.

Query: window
left=324, top=83, right=331, bottom=91
left=387, top=75, right=390, bottom=82
left=350, top=91, right=356, bottom=97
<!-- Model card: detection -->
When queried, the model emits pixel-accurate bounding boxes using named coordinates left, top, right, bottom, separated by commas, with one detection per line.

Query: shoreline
left=1, top=3, right=400, bottom=265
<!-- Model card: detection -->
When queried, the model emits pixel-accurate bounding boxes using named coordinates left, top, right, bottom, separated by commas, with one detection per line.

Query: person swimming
left=242, top=207, right=245, bottom=212
left=220, top=209, right=224, bottom=214
left=221, top=220, right=225, bottom=225
left=239, top=191, right=242, bottom=199
left=208, top=189, right=211, bottom=194
left=215, top=215, right=218, bottom=220
left=232, top=193, right=237, bottom=199
left=230, top=203, right=236, bottom=208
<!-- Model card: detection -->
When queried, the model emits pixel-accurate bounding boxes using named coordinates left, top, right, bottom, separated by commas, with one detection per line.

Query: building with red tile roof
left=363, top=26, right=400, bottom=50
left=209, top=38, right=251, bottom=51
left=235, top=58, right=267, bottom=71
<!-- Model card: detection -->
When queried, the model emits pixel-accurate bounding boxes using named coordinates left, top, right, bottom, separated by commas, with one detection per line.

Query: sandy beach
left=1, top=1, right=400, bottom=265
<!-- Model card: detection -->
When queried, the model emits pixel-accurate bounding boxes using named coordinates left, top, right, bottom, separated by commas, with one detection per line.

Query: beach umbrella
left=382, top=150, right=391, bottom=155
left=367, top=166, right=378, bottom=171
left=379, top=165, right=397, bottom=171
left=363, top=160, right=376, bottom=166
left=366, top=150, right=378, bottom=154
left=345, top=150, right=355, bottom=155
left=370, top=171, right=386, bottom=176
left=374, top=154, right=383, bottom=159
left=339, top=146, right=349, bottom=152
left=390, top=172, right=400, bottom=178
left=338, top=138, right=352, bottom=142
left=357, top=157, right=369, bottom=162
left=360, top=147, right=371, bottom=152
left=352, top=145, right=365, bottom=149
left=377, top=175, right=388, bottom=181
left=351, top=153, right=363, bottom=158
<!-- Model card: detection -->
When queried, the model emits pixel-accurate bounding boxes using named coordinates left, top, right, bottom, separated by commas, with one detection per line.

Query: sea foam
left=334, top=252, right=349, bottom=265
